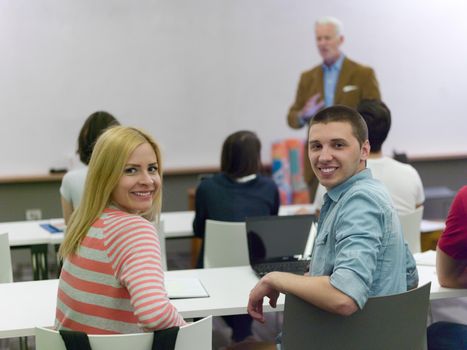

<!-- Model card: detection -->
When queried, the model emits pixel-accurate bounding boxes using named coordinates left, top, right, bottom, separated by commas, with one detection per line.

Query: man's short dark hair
left=221, top=130, right=261, bottom=178
left=310, top=105, right=368, bottom=146
left=357, top=100, right=391, bottom=153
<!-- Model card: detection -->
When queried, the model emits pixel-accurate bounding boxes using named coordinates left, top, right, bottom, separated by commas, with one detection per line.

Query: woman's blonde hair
left=59, top=126, right=163, bottom=258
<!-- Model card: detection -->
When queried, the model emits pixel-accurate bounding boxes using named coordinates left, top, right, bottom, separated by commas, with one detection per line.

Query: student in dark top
left=192, top=130, right=279, bottom=344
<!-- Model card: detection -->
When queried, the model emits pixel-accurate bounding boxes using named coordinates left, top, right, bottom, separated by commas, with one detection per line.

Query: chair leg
left=19, top=336, right=28, bottom=350
left=55, top=244, right=63, bottom=278
left=31, top=244, right=49, bottom=280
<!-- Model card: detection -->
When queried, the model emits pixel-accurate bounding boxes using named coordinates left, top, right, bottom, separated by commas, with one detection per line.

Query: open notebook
left=166, top=277, right=209, bottom=299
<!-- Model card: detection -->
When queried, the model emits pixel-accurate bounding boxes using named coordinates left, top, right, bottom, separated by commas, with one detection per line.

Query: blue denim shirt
left=310, top=169, right=419, bottom=308
left=323, top=54, right=345, bottom=107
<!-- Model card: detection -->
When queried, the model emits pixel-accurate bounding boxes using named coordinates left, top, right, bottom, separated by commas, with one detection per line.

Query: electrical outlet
left=26, top=209, right=42, bottom=221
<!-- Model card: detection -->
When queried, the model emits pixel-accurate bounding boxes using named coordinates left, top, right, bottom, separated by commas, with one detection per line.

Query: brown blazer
left=287, top=57, right=381, bottom=187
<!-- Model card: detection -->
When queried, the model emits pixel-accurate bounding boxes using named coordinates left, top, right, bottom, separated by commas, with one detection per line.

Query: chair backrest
left=203, top=220, right=248, bottom=268
left=282, top=283, right=431, bottom=350
left=155, top=219, right=168, bottom=271
left=0, top=232, right=13, bottom=283
left=35, top=315, right=212, bottom=350
left=399, top=206, right=424, bottom=253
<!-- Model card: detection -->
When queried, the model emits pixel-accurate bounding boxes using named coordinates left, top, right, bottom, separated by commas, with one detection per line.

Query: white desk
left=4, top=204, right=440, bottom=247
left=2, top=206, right=444, bottom=280
left=2, top=204, right=318, bottom=245
left=1, top=219, right=61, bottom=280
left=0, top=266, right=270, bottom=339
left=160, top=211, right=195, bottom=238
left=0, top=265, right=465, bottom=339
left=417, top=265, right=467, bottom=300
left=420, top=220, right=445, bottom=233
left=2, top=212, right=196, bottom=248
left=0, top=220, right=59, bottom=247
left=1, top=213, right=196, bottom=280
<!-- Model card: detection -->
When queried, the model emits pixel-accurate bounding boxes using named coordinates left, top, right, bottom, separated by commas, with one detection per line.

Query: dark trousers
left=427, top=322, right=467, bottom=350
left=223, top=314, right=253, bottom=342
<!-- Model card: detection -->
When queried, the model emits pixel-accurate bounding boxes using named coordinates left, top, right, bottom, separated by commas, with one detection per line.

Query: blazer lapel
left=334, top=58, right=354, bottom=103
left=316, top=66, right=324, bottom=96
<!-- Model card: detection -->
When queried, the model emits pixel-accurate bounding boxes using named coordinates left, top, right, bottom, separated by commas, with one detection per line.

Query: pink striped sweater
left=55, top=207, right=186, bottom=334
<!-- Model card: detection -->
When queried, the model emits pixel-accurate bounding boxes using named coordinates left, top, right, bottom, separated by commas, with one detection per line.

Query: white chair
left=282, top=283, right=431, bottom=350
left=0, top=232, right=13, bottom=283
left=0, top=233, right=16, bottom=349
left=35, top=315, right=212, bottom=350
left=155, top=219, right=168, bottom=271
left=203, top=220, right=249, bottom=268
left=399, top=206, right=424, bottom=253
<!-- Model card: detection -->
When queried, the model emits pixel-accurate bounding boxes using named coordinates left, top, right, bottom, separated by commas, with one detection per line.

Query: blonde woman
left=56, top=126, right=185, bottom=334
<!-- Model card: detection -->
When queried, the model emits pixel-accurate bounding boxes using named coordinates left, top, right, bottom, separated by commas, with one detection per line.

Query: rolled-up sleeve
left=405, top=243, right=419, bottom=290
left=329, top=192, right=384, bottom=309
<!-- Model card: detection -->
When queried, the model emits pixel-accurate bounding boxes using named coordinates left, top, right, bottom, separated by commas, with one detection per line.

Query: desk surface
left=2, top=204, right=320, bottom=247
left=1, top=212, right=197, bottom=247
left=0, top=264, right=465, bottom=339
left=0, top=266, right=270, bottom=338
left=2, top=203, right=444, bottom=247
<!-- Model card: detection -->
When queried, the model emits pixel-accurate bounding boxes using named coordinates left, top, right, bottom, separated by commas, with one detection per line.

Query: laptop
left=246, top=214, right=317, bottom=277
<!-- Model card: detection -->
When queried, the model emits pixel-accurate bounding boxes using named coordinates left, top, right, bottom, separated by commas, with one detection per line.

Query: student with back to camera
left=60, top=111, right=120, bottom=224
left=193, top=130, right=280, bottom=345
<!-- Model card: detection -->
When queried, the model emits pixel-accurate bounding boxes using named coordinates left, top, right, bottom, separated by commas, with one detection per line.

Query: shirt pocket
left=311, top=230, right=333, bottom=274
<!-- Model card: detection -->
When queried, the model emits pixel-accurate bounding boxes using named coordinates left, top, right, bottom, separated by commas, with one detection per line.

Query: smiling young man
left=248, top=105, right=418, bottom=327
left=286, top=16, right=381, bottom=198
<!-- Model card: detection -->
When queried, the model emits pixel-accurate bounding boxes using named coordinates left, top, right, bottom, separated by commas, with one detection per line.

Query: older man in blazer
left=287, top=16, right=381, bottom=198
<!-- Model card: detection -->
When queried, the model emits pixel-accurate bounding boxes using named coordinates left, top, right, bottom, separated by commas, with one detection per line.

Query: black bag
left=59, top=327, right=180, bottom=350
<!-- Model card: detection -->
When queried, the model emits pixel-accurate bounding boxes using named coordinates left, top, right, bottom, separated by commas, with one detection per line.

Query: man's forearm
left=436, top=247, right=467, bottom=288
left=263, top=272, right=358, bottom=316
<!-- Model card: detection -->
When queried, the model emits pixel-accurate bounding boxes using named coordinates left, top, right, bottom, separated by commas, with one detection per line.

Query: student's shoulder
left=349, top=177, right=382, bottom=195
left=61, top=167, right=87, bottom=184
left=347, top=177, right=392, bottom=207
left=300, top=64, right=322, bottom=79
left=452, top=186, right=467, bottom=208
left=256, top=174, right=278, bottom=188
left=384, top=157, right=421, bottom=177
left=103, top=208, right=154, bottom=233
left=458, top=186, right=467, bottom=198
left=344, top=57, right=375, bottom=73
left=197, top=173, right=226, bottom=189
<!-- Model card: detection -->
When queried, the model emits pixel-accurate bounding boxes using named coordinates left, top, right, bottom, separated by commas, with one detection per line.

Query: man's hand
left=247, top=273, right=280, bottom=323
left=300, top=93, right=325, bottom=123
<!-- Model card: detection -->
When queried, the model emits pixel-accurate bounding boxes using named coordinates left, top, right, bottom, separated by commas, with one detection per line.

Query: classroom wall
left=0, top=157, right=465, bottom=222
left=0, top=0, right=466, bottom=176
left=0, top=174, right=198, bottom=221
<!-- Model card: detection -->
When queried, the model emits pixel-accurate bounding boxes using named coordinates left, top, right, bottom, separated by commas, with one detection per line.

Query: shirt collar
left=235, top=173, right=257, bottom=183
left=326, top=168, right=372, bottom=203
left=322, top=54, right=345, bottom=72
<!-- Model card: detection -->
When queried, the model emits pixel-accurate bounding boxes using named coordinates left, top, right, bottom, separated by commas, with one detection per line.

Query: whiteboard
left=1, top=0, right=466, bottom=175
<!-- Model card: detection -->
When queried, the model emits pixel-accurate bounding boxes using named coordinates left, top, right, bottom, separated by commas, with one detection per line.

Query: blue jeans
left=427, top=322, right=467, bottom=350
